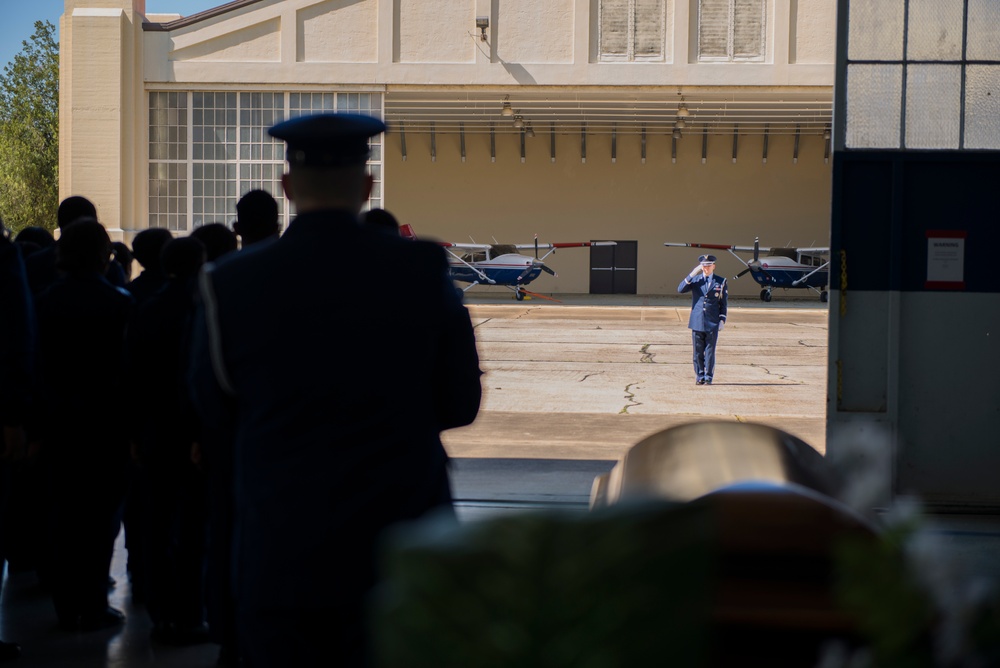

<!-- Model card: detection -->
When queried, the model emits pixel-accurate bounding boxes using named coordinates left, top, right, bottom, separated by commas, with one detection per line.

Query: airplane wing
left=796, top=247, right=830, bottom=255
left=438, top=242, right=492, bottom=251
left=513, top=241, right=618, bottom=250
left=663, top=241, right=770, bottom=253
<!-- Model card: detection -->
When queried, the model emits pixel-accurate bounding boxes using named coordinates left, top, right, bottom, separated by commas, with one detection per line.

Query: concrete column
left=60, top=0, right=147, bottom=241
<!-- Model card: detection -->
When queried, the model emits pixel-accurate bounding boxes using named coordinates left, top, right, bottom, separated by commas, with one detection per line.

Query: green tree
left=0, top=21, right=59, bottom=235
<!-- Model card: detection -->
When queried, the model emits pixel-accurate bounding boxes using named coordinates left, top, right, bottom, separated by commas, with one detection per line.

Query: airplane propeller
left=517, top=258, right=557, bottom=282
left=734, top=237, right=770, bottom=280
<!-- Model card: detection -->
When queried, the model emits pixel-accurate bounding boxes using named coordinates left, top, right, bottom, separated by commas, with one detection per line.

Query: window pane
left=905, top=65, right=961, bottom=149
left=733, top=0, right=764, bottom=59
left=848, top=0, right=904, bottom=61
left=907, top=0, right=963, bottom=61
left=846, top=64, right=903, bottom=148
left=600, top=0, right=629, bottom=57
left=699, top=0, right=730, bottom=59
left=634, top=0, right=664, bottom=58
left=967, top=0, right=1000, bottom=60
left=965, top=65, right=1000, bottom=149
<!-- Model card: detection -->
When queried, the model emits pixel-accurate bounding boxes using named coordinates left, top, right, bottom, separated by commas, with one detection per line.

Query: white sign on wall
left=925, top=230, right=966, bottom=289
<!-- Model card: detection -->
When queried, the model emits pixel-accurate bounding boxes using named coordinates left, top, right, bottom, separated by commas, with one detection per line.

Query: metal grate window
left=599, top=0, right=666, bottom=62
left=843, top=0, right=1000, bottom=150
left=698, top=0, right=766, bottom=62
left=148, top=91, right=385, bottom=232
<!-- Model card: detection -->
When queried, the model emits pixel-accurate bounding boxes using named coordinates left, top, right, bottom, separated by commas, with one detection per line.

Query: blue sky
left=1, top=0, right=223, bottom=71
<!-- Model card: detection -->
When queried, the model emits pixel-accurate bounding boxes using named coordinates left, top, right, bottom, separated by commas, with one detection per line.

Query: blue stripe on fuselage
left=449, top=265, right=543, bottom=286
left=751, top=268, right=828, bottom=288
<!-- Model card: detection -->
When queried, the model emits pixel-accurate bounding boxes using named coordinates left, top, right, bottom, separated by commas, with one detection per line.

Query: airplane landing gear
left=515, top=288, right=525, bottom=301
left=760, top=289, right=772, bottom=302
left=820, top=290, right=829, bottom=303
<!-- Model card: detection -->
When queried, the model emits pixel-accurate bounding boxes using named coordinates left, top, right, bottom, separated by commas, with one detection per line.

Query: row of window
left=599, top=0, right=766, bottom=62
left=148, top=91, right=383, bottom=232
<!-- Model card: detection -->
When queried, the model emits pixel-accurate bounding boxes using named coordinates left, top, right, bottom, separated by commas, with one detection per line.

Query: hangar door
left=590, top=241, right=637, bottom=294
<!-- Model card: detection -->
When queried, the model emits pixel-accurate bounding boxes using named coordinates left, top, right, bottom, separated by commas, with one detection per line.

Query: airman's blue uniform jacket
left=188, top=209, right=482, bottom=615
left=678, top=273, right=728, bottom=332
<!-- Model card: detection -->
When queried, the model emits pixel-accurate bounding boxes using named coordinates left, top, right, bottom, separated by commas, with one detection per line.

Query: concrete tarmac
left=445, top=294, right=829, bottom=511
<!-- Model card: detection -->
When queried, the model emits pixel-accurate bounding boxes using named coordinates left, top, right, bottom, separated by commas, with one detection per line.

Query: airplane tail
left=399, top=223, right=417, bottom=241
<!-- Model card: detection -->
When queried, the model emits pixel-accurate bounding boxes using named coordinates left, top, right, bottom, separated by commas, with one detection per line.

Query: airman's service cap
left=698, top=254, right=717, bottom=264
left=268, top=113, right=387, bottom=168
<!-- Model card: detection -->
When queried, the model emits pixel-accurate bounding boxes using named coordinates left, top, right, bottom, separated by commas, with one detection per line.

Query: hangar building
left=60, top=0, right=835, bottom=296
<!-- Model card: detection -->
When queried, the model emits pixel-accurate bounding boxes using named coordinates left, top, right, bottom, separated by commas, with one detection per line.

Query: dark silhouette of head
left=57, top=196, right=98, bottom=230
left=111, top=241, right=134, bottom=278
left=161, top=237, right=207, bottom=280
left=362, top=208, right=401, bottom=235
left=235, top=189, right=281, bottom=246
left=56, top=218, right=111, bottom=276
left=268, top=114, right=385, bottom=215
left=15, top=226, right=55, bottom=250
left=190, top=223, right=238, bottom=262
left=131, top=228, right=174, bottom=272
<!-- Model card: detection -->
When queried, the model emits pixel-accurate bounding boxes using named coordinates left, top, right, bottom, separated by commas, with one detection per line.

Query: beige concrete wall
left=298, top=0, right=378, bottom=63
left=497, top=0, right=575, bottom=64
left=793, top=0, right=838, bottom=64
left=143, top=0, right=833, bottom=86
left=384, top=128, right=832, bottom=296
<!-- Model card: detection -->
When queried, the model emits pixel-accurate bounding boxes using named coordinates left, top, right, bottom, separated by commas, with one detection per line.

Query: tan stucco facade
left=60, top=0, right=836, bottom=295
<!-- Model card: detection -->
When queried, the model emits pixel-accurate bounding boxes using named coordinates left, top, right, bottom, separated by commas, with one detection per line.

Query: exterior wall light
left=501, top=95, right=514, bottom=117
left=476, top=17, right=489, bottom=41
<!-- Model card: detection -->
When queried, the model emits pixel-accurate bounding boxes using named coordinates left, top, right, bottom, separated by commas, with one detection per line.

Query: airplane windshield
left=490, top=244, right=517, bottom=256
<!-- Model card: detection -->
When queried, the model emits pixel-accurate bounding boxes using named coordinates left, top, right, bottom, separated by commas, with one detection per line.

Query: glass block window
left=148, top=93, right=189, bottom=231
left=148, top=91, right=385, bottom=231
left=843, top=0, right=1000, bottom=150
left=599, top=0, right=666, bottom=62
left=193, top=92, right=238, bottom=162
left=698, top=0, right=766, bottom=62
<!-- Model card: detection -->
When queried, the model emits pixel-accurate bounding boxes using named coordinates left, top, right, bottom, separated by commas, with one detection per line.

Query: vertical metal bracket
left=460, top=122, right=466, bottom=163
left=400, top=122, right=407, bottom=162
left=641, top=126, right=647, bottom=164
left=490, top=123, right=496, bottom=163
left=701, top=127, right=708, bottom=164
left=581, top=124, right=587, bottom=164
left=520, top=129, right=526, bottom=163
left=611, top=125, right=617, bottom=163
left=731, top=124, right=738, bottom=164
left=762, top=124, right=769, bottom=164
left=793, top=124, right=801, bottom=164
left=550, top=122, right=556, bottom=163
left=430, top=122, right=436, bottom=163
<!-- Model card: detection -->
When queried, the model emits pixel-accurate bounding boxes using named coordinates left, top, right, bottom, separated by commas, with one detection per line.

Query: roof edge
left=143, top=0, right=264, bottom=32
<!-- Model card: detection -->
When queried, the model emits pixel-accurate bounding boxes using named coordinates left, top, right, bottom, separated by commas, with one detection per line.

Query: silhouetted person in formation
left=34, top=218, right=134, bottom=631
left=190, top=223, right=237, bottom=263
left=189, top=113, right=482, bottom=668
left=14, top=226, right=55, bottom=258
left=112, top=241, right=134, bottom=281
left=234, top=189, right=281, bottom=247
left=120, top=227, right=176, bottom=601
left=126, top=236, right=209, bottom=645
left=0, top=224, right=33, bottom=661
left=362, top=207, right=401, bottom=236
left=25, top=196, right=126, bottom=294
left=126, top=228, right=174, bottom=306
left=4, top=228, right=53, bottom=580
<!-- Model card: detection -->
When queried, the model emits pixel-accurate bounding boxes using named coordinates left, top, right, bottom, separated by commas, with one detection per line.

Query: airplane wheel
left=515, top=290, right=525, bottom=301
left=760, top=289, right=772, bottom=302
left=820, top=290, right=829, bottom=303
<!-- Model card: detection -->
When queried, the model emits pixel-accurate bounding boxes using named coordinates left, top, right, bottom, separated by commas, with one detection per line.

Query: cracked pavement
left=442, top=299, right=829, bottom=461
